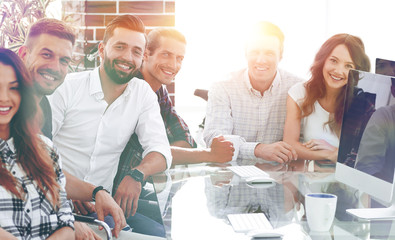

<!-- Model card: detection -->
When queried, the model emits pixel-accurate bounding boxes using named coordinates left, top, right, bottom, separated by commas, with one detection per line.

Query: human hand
left=303, top=139, right=336, bottom=151
left=113, top=176, right=142, bottom=218
left=94, top=190, right=126, bottom=238
left=74, top=222, right=102, bottom=240
left=254, top=141, right=297, bottom=163
left=208, top=136, right=234, bottom=163
left=73, top=200, right=95, bottom=215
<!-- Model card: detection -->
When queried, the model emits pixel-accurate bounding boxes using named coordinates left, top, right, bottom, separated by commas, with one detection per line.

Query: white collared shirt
left=204, top=68, right=303, bottom=161
left=49, top=68, right=172, bottom=193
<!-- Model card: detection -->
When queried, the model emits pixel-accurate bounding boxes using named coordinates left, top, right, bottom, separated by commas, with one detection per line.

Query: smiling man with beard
left=48, top=15, right=172, bottom=237
left=18, top=18, right=74, bottom=140
left=113, top=28, right=234, bottom=189
left=18, top=18, right=135, bottom=239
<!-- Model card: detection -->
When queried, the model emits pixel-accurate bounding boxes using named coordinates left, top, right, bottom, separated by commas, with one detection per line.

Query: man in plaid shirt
left=204, top=21, right=301, bottom=163
left=113, top=28, right=234, bottom=200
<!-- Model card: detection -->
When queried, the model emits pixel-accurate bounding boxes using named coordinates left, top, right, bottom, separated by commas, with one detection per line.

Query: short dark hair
left=103, top=15, right=146, bottom=44
left=147, top=28, right=186, bottom=55
left=246, top=21, right=285, bottom=55
left=25, top=18, right=76, bottom=46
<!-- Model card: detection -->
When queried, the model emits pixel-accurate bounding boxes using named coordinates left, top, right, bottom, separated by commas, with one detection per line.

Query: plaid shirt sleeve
left=158, top=86, right=197, bottom=148
left=50, top=147, right=75, bottom=231
left=0, top=139, right=74, bottom=239
left=112, top=133, right=143, bottom=194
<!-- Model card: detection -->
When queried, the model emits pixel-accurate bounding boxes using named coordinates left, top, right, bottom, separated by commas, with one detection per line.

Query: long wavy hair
left=301, top=34, right=371, bottom=135
left=0, top=48, right=60, bottom=207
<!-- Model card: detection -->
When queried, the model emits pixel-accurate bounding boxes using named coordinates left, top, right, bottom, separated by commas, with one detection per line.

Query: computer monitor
left=376, top=58, right=395, bottom=107
left=335, top=69, right=395, bottom=220
left=376, top=58, right=395, bottom=77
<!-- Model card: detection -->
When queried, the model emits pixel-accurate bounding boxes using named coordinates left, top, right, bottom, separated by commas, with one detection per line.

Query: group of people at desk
left=0, top=11, right=382, bottom=239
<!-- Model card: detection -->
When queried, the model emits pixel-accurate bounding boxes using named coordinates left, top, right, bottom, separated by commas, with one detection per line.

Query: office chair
left=194, top=89, right=208, bottom=101
left=74, top=214, right=112, bottom=240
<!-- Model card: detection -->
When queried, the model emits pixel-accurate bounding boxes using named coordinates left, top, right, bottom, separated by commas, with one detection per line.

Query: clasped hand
left=303, top=139, right=338, bottom=162
left=303, top=139, right=336, bottom=151
left=255, top=141, right=297, bottom=163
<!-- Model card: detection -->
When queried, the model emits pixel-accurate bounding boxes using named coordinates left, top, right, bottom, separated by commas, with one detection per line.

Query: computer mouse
left=248, top=229, right=283, bottom=239
left=245, top=176, right=275, bottom=188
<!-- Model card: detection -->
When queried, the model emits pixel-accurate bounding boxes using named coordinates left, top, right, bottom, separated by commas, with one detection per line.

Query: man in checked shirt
left=112, top=28, right=234, bottom=221
left=204, top=21, right=302, bottom=164
left=113, top=27, right=235, bottom=182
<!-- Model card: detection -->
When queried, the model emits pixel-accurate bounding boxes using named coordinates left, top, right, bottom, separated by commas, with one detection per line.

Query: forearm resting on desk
left=254, top=142, right=297, bottom=164
left=171, top=137, right=234, bottom=164
left=287, top=139, right=337, bottom=162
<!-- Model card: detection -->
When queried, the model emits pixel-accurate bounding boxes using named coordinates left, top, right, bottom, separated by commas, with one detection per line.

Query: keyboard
left=227, top=165, right=269, bottom=178
left=227, top=213, right=273, bottom=233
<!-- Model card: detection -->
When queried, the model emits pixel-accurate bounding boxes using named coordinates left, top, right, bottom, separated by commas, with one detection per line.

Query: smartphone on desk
left=315, top=160, right=336, bottom=168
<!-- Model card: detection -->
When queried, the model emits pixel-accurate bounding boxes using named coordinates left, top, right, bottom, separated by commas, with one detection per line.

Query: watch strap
left=127, top=169, right=145, bottom=183
left=92, top=186, right=109, bottom=202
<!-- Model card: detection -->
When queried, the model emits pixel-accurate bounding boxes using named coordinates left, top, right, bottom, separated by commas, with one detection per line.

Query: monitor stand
left=347, top=204, right=395, bottom=220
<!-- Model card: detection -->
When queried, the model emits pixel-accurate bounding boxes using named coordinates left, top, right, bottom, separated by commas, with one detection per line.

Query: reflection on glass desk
left=152, top=159, right=395, bottom=240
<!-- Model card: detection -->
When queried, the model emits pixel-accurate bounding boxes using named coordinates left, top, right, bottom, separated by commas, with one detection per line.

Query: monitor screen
left=336, top=69, right=395, bottom=204
left=376, top=58, right=395, bottom=77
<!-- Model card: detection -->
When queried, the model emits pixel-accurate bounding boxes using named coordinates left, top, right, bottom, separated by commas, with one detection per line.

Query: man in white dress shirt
left=19, top=18, right=128, bottom=239
left=204, top=21, right=302, bottom=164
left=49, top=15, right=171, bottom=236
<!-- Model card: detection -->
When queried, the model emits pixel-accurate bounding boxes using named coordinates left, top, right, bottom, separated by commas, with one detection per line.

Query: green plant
left=0, top=0, right=94, bottom=72
left=0, top=0, right=52, bottom=52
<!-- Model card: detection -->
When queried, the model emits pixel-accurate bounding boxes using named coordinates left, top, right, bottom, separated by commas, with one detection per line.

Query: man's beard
left=31, top=68, right=63, bottom=96
left=103, top=57, right=139, bottom=85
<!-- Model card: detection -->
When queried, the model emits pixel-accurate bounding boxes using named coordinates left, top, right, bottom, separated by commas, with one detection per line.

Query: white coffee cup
left=223, top=135, right=241, bottom=161
left=305, top=193, right=337, bottom=232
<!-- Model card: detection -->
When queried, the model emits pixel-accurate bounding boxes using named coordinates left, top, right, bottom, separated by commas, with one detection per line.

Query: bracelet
left=92, top=186, right=109, bottom=202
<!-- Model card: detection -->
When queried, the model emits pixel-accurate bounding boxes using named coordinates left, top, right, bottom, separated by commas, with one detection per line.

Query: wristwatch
left=91, top=186, right=110, bottom=202
left=127, top=169, right=145, bottom=183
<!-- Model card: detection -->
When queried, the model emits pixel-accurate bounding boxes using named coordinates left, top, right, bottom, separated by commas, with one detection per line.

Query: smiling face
left=19, top=34, right=73, bottom=96
left=245, top=35, right=282, bottom=87
left=99, top=27, right=146, bottom=85
left=0, top=63, right=21, bottom=136
left=142, top=37, right=185, bottom=91
left=322, top=44, right=355, bottom=91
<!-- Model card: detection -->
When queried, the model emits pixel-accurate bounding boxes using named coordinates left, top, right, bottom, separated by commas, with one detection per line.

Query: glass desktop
left=151, top=159, right=395, bottom=239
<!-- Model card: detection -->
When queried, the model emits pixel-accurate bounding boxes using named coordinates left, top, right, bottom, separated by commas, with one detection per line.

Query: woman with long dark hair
left=0, top=48, right=74, bottom=239
left=283, top=34, right=370, bottom=162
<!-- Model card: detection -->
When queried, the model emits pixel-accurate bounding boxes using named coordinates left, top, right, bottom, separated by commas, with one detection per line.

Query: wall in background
left=174, top=0, right=395, bottom=137
left=62, top=0, right=177, bottom=103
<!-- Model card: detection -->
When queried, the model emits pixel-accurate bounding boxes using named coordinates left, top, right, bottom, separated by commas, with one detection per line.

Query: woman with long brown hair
left=0, top=48, right=74, bottom=239
left=283, top=34, right=370, bottom=162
